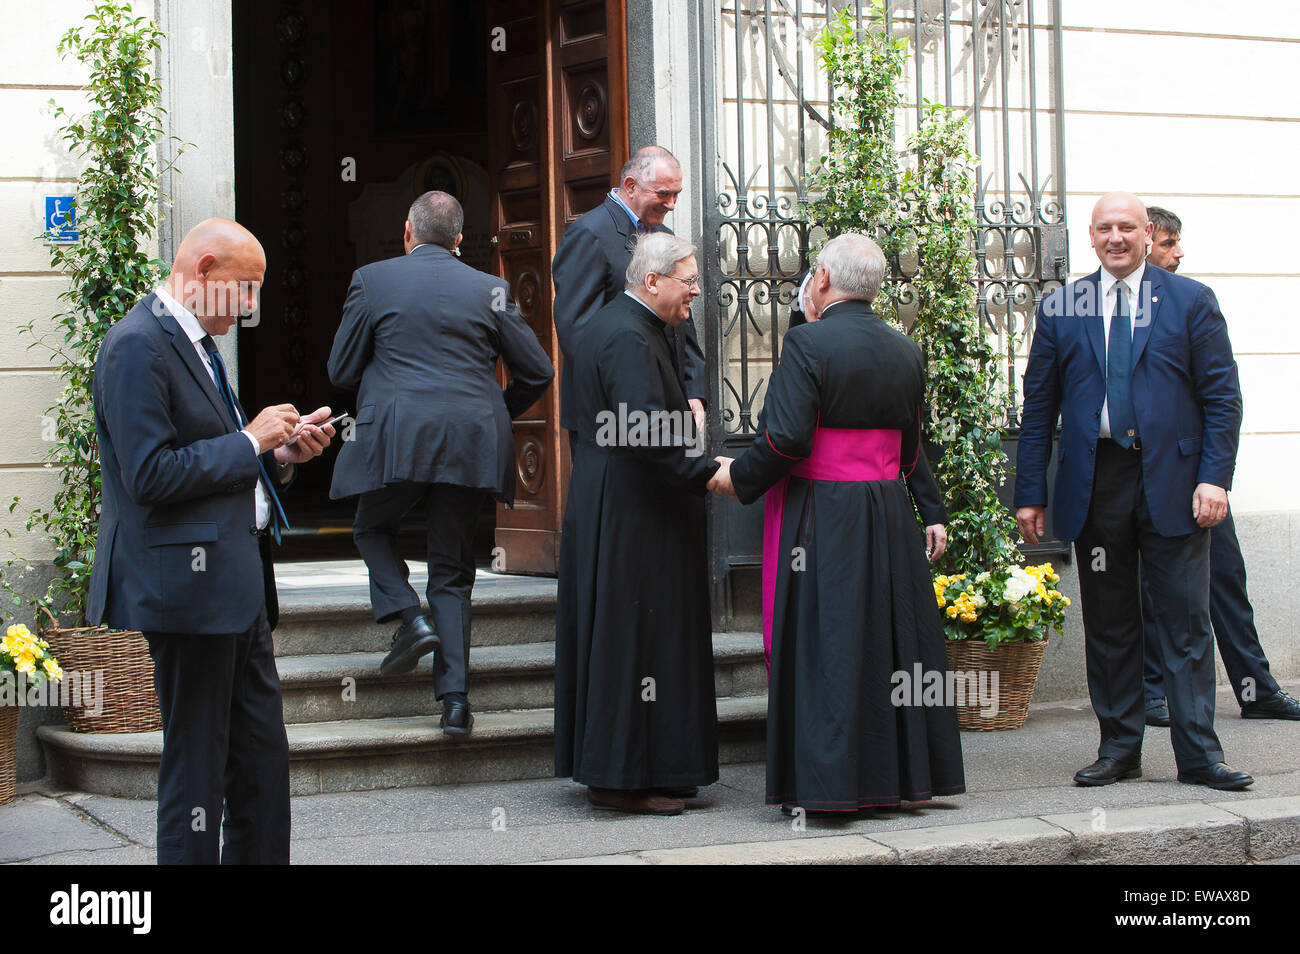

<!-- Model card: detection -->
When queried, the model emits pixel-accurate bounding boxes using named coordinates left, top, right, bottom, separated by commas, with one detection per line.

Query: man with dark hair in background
left=552, top=145, right=707, bottom=455
left=1140, top=206, right=1300, bottom=727
left=329, top=191, right=553, bottom=738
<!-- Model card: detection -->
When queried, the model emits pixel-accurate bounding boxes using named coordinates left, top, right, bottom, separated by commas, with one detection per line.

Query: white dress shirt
left=154, top=286, right=270, bottom=529
left=1097, top=262, right=1144, bottom=441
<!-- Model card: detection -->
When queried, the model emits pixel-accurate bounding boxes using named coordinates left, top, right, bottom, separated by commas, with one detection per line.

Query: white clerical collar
left=624, top=289, right=653, bottom=312
left=817, top=298, right=857, bottom=318
left=1100, top=262, right=1145, bottom=295
left=154, top=285, right=206, bottom=344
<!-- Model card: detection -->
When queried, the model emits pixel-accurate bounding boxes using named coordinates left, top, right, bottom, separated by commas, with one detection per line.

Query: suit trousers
left=1141, top=508, right=1279, bottom=708
left=1074, top=440, right=1224, bottom=771
left=353, top=481, right=487, bottom=698
left=145, top=604, right=290, bottom=865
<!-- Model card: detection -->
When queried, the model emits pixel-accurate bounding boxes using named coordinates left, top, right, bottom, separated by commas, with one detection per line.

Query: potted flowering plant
left=2, top=3, right=174, bottom=735
left=934, top=564, right=1069, bottom=730
left=1, top=625, right=64, bottom=803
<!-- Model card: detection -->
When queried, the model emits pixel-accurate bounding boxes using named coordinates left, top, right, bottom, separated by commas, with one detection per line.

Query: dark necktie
left=1107, top=280, right=1138, bottom=449
left=200, top=335, right=290, bottom=544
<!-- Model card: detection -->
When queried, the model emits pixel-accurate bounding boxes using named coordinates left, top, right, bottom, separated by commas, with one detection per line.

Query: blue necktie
left=1107, top=280, right=1138, bottom=449
left=200, top=336, right=290, bottom=544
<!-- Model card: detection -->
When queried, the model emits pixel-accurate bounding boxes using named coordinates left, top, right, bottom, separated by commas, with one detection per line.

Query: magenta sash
left=761, top=427, right=903, bottom=670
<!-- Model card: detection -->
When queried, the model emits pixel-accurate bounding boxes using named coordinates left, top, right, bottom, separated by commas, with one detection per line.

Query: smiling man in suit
left=552, top=145, right=706, bottom=454
left=89, top=218, right=336, bottom=864
left=1014, top=192, right=1251, bottom=791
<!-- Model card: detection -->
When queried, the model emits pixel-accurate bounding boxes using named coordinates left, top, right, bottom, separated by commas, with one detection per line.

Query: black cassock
left=554, top=292, right=721, bottom=789
left=730, top=299, right=966, bottom=810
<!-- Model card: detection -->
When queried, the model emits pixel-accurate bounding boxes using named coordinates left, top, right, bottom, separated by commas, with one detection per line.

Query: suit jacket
left=87, top=293, right=285, bottom=635
left=551, top=194, right=706, bottom=431
left=1013, top=265, right=1242, bottom=542
left=328, top=243, right=553, bottom=503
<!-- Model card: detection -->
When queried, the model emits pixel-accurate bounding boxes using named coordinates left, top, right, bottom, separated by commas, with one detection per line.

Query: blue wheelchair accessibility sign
left=45, top=196, right=78, bottom=243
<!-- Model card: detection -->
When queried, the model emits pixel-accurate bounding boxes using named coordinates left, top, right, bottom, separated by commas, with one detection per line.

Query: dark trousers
left=145, top=605, right=290, bottom=865
left=353, top=481, right=487, bottom=698
left=1142, top=508, right=1279, bottom=708
left=1074, top=440, right=1224, bottom=771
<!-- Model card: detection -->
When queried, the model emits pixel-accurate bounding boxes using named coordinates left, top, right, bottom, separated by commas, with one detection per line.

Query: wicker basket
left=38, top=608, right=161, bottom=734
left=0, top=705, right=16, bottom=805
left=944, top=637, right=1048, bottom=731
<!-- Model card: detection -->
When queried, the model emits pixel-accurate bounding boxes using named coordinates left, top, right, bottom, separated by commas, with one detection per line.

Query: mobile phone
left=287, top=411, right=349, bottom=445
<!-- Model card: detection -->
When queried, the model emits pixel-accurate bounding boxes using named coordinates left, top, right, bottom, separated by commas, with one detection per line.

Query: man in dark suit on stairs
left=89, top=218, right=337, bottom=864
left=329, top=191, right=553, bottom=738
left=1015, top=192, right=1252, bottom=791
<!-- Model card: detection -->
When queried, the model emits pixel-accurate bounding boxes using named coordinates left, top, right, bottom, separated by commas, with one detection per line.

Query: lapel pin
left=1152, top=296, right=1159, bottom=303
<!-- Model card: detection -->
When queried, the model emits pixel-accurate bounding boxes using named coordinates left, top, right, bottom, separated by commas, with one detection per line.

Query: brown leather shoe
left=587, top=787, right=685, bottom=815
left=654, top=786, right=700, bottom=799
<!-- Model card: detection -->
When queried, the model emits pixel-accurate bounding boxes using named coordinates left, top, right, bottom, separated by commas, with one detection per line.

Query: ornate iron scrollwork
left=706, top=0, right=1067, bottom=436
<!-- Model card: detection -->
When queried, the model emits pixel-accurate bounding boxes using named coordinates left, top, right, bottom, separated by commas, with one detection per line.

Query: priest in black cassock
left=715, top=233, right=966, bottom=815
left=554, top=232, right=727, bottom=816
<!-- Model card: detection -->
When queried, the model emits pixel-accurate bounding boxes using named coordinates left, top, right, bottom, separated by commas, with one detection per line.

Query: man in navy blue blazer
left=89, top=219, right=336, bottom=863
left=1014, top=193, right=1251, bottom=790
left=1139, top=207, right=1300, bottom=727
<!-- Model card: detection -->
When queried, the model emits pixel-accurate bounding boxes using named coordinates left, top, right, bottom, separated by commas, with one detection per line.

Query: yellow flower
left=5, top=623, right=34, bottom=640
left=1061, top=596, right=1071, bottom=606
left=15, top=653, right=36, bottom=675
left=946, top=606, right=958, bottom=618
left=42, top=657, right=63, bottom=681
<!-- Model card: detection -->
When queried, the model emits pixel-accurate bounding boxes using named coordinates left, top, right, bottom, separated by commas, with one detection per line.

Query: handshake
left=707, top=456, right=736, bottom=498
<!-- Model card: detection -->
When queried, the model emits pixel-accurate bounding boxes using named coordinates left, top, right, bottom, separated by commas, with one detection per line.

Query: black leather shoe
left=1073, top=757, right=1142, bottom=786
left=1177, top=762, right=1253, bottom=791
left=1144, top=699, right=1171, bottom=727
left=379, top=616, right=439, bottom=675
left=1241, top=690, right=1300, bottom=721
left=440, top=698, right=473, bottom=738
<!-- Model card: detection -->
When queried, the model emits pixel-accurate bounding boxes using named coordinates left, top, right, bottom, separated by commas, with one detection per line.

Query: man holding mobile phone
left=88, top=218, right=336, bottom=864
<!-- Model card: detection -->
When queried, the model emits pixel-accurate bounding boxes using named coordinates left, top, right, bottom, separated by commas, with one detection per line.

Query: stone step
left=38, top=695, right=769, bottom=798
left=277, top=632, right=767, bottom=723
left=272, top=565, right=558, bottom=656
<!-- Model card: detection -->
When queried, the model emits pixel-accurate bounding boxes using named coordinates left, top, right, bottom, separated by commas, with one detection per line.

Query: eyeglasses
left=664, top=274, right=700, bottom=288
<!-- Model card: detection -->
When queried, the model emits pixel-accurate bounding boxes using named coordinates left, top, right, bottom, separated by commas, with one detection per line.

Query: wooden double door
left=487, top=0, right=628, bottom=575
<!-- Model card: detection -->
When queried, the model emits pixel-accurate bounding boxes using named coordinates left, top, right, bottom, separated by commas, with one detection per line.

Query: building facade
left=2, top=1, right=1297, bottom=780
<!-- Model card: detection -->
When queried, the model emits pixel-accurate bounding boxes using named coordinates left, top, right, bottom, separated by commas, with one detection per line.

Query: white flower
left=1002, top=567, right=1035, bottom=604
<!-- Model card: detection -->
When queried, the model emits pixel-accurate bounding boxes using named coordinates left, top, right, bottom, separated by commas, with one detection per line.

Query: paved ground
left=4, top=682, right=1299, bottom=864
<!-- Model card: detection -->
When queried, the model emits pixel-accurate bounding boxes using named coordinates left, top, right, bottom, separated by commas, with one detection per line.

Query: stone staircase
left=38, top=561, right=768, bottom=798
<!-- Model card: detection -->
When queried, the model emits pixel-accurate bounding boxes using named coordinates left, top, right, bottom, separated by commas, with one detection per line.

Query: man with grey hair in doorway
left=555, top=231, right=728, bottom=816
left=329, top=190, right=553, bottom=738
left=712, top=232, right=963, bottom=815
left=552, top=145, right=707, bottom=459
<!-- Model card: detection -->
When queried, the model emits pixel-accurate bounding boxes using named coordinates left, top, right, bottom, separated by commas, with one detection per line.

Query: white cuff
left=241, top=429, right=262, bottom=456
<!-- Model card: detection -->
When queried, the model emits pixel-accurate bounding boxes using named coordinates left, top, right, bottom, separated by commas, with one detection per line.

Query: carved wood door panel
left=488, top=0, right=626, bottom=575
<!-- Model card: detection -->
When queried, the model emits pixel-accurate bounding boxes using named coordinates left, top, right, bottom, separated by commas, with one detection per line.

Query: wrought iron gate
left=698, top=0, right=1070, bottom=616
